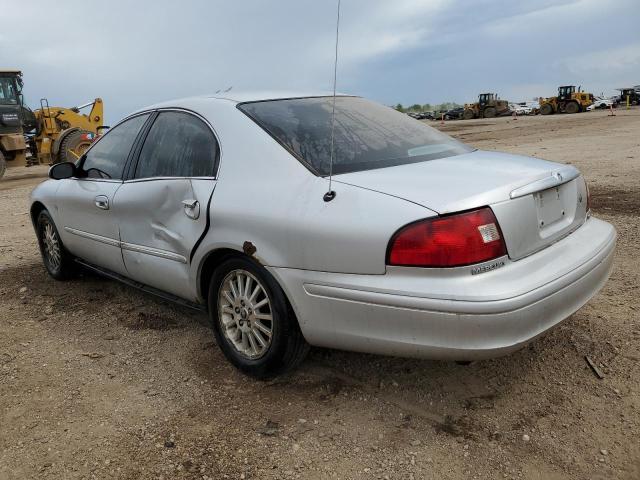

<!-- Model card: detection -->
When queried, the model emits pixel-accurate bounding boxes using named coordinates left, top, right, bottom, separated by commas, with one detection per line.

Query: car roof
left=207, top=90, right=347, bottom=103
left=141, top=91, right=351, bottom=111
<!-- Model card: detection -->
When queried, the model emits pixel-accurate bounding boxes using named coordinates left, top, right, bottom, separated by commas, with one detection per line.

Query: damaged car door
left=55, top=113, right=151, bottom=276
left=114, top=110, right=220, bottom=301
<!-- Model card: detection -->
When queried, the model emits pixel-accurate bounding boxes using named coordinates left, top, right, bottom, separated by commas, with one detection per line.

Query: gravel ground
left=0, top=107, right=638, bottom=480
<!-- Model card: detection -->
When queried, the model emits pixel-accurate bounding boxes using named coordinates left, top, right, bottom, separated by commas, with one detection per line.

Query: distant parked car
left=407, top=112, right=431, bottom=120
left=509, top=104, right=532, bottom=115
left=444, top=107, right=464, bottom=120
left=587, top=97, right=614, bottom=111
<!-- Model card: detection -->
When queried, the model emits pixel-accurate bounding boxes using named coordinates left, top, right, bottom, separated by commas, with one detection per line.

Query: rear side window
left=238, top=96, right=472, bottom=176
left=82, top=113, right=149, bottom=179
left=135, top=111, right=219, bottom=179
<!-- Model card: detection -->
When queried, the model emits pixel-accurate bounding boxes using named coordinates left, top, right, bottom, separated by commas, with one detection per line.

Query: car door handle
left=95, top=195, right=109, bottom=210
left=181, top=199, right=200, bottom=219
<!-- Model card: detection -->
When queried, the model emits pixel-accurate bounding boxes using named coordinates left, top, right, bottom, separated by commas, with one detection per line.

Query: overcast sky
left=1, top=0, right=638, bottom=122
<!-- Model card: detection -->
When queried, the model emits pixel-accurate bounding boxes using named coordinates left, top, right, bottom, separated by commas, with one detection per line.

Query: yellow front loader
left=539, top=86, right=593, bottom=115
left=0, top=69, right=105, bottom=180
left=31, top=98, right=105, bottom=164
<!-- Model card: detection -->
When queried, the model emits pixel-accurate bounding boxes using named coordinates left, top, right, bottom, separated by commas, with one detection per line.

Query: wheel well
left=30, top=201, right=46, bottom=227
left=198, top=248, right=244, bottom=302
left=198, top=248, right=305, bottom=337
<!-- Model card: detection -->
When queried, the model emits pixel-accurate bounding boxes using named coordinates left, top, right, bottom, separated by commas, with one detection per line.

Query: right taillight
left=387, top=207, right=507, bottom=268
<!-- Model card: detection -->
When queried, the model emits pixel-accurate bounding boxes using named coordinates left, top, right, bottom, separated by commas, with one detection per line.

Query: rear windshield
left=238, top=96, right=473, bottom=176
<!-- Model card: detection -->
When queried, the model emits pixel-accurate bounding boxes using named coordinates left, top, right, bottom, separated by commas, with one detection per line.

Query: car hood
left=334, top=150, right=572, bottom=214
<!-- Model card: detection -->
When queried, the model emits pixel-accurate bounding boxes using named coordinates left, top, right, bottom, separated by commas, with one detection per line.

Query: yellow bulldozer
left=539, top=85, right=593, bottom=115
left=462, top=93, right=510, bottom=120
left=0, top=69, right=105, bottom=180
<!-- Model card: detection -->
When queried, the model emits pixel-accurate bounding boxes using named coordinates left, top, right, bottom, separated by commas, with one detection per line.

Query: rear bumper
left=270, top=217, right=616, bottom=360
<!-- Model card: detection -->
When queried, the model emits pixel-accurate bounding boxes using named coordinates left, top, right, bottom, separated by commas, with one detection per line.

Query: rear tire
left=208, top=256, right=309, bottom=379
left=0, top=151, right=6, bottom=180
left=565, top=101, right=580, bottom=114
left=58, top=130, right=94, bottom=164
left=540, top=103, right=553, bottom=115
left=36, top=210, right=75, bottom=280
left=483, top=106, right=497, bottom=118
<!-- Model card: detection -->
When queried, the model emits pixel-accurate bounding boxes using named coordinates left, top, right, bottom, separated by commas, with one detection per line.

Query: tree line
left=394, top=102, right=464, bottom=113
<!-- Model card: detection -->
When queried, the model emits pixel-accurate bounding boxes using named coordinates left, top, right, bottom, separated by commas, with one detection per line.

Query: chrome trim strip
left=124, top=176, right=217, bottom=184
left=64, top=227, right=120, bottom=247
left=64, top=227, right=187, bottom=263
left=121, top=242, right=187, bottom=264
left=510, top=167, right=580, bottom=199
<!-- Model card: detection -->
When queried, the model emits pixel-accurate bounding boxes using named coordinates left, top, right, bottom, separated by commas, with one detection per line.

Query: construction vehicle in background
left=0, top=69, right=105, bottom=180
left=31, top=97, right=104, bottom=165
left=0, top=69, right=28, bottom=179
left=539, top=86, right=594, bottom=115
left=617, top=88, right=639, bottom=106
left=462, top=93, right=510, bottom=120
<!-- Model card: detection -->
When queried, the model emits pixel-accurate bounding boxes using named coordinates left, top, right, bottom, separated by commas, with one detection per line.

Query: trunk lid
left=335, top=150, right=588, bottom=260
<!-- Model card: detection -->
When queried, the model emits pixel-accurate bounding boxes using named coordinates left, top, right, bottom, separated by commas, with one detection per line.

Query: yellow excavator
left=0, top=69, right=105, bottom=179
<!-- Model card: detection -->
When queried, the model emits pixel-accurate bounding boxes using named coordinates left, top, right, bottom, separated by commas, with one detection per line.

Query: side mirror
left=49, top=162, right=77, bottom=180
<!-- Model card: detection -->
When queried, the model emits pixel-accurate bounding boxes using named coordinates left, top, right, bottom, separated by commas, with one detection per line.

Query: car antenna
left=323, top=0, right=341, bottom=203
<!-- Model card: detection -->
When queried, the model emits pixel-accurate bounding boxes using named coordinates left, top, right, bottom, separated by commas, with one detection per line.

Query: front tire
left=36, top=210, right=75, bottom=280
left=0, top=151, right=6, bottom=180
left=462, top=109, right=475, bottom=120
left=483, top=106, right=497, bottom=118
left=58, top=130, right=94, bottom=164
left=565, top=101, right=580, bottom=114
left=540, top=103, right=554, bottom=115
left=208, top=256, right=309, bottom=378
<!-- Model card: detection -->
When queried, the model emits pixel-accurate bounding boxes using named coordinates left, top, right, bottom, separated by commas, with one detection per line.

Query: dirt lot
left=1, top=108, right=638, bottom=480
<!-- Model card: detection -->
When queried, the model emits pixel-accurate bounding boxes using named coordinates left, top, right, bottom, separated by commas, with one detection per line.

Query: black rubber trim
left=125, top=111, right=158, bottom=181
left=74, top=258, right=206, bottom=312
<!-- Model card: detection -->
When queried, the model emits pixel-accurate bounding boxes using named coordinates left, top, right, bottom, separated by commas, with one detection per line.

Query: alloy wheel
left=42, top=220, right=61, bottom=272
left=218, top=269, right=273, bottom=359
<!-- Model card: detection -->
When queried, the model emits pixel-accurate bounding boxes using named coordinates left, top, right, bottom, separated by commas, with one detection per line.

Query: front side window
left=81, top=113, right=150, bottom=179
left=239, top=97, right=473, bottom=176
left=135, top=111, right=218, bottom=179
left=0, top=77, right=18, bottom=105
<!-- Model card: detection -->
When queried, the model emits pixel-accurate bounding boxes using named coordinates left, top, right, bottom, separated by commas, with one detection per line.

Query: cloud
left=558, top=43, right=640, bottom=74
left=0, top=0, right=637, bottom=120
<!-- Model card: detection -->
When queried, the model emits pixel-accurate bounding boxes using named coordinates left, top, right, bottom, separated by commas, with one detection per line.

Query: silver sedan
left=30, top=93, right=616, bottom=377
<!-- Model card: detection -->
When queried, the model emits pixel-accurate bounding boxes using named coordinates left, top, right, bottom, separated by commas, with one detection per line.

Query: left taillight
left=387, top=207, right=507, bottom=268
